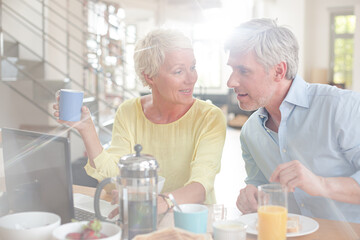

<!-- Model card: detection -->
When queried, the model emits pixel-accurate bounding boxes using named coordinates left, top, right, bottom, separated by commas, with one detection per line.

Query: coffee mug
left=58, top=89, right=84, bottom=122
left=174, top=204, right=208, bottom=234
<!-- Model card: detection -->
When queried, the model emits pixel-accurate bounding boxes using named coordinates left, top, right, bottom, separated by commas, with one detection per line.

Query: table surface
left=73, top=185, right=360, bottom=240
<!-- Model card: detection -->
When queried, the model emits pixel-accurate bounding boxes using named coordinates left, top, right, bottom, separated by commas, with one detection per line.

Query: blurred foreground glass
left=211, top=204, right=227, bottom=222
left=257, top=183, right=288, bottom=240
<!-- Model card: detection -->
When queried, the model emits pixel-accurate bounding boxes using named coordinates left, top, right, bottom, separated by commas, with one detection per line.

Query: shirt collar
left=283, top=75, right=309, bottom=108
left=257, top=107, right=269, bottom=123
left=256, top=75, right=309, bottom=121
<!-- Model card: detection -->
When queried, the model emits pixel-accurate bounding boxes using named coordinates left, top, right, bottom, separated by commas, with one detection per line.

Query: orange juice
left=258, top=205, right=287, bottom=240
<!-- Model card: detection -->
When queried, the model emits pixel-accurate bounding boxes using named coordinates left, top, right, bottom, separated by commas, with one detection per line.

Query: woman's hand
left=52, top=96, right=93, bottom=133
left=157, top=194, right=171, bottom=215
left=107, top=190, right=170, bottom=219
left=53, top=95, right=103, bottom=166
left=108, top=189, right=119, bottom=219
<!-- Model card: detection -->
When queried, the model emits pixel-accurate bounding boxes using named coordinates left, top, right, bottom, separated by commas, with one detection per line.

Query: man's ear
left=143, top=73, right=153, bottom=87
left=274, top=62, right=287, bottom=82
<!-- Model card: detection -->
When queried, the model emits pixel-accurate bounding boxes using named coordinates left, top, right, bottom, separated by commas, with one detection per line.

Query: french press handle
left=93, top=177, right=119, bottom=223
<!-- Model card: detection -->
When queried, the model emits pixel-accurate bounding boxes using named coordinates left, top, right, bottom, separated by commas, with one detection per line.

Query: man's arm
left=320, top=177, right=360, bottom=204
left=270, top=160, right=360, bottom=204
left=236, top=132, right=269, bottom=214
left=236, top=184, right=258, bottom=214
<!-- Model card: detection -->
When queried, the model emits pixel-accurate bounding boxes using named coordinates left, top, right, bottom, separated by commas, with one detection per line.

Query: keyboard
left=74, top=207, right=96, bottom=221
left=73, top=193, right=115, bottom=221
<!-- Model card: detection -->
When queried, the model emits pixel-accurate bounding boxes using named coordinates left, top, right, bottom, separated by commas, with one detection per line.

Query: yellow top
left=85, top=97, right=226, bottom=204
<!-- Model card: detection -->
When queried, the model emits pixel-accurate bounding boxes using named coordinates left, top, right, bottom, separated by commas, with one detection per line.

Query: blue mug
left=174, top=204, right=208, bottom=234
left=58, top=89, right=84, bottom=122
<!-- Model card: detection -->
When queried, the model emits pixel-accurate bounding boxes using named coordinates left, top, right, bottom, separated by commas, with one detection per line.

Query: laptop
left=0, top=127, right=104, bottom=223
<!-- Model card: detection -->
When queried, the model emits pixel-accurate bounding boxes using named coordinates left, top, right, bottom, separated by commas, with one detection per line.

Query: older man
left=226, top=18, right=360, bottom=223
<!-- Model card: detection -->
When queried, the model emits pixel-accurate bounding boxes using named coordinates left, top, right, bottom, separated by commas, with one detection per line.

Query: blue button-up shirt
left=240, top=75, right=360, bottom=223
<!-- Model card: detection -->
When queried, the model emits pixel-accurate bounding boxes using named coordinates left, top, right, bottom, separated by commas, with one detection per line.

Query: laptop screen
left=1, top=128, right=74, bottom=223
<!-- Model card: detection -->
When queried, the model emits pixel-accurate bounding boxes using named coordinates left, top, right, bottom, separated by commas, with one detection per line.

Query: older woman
left=53, top=29, right=226, bottom=214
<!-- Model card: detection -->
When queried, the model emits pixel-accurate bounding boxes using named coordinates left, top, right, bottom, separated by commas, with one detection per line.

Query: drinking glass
left=257, top=183, right=288, bottom=240
left=211, top=204, right=227, bottom=222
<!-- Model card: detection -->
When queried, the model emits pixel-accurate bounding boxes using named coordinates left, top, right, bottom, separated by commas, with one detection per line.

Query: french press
left=94, top=144, right=159, bottom=240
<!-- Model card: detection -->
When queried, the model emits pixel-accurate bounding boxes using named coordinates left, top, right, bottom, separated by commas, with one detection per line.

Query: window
left=330, top=12, right=356, bottom=88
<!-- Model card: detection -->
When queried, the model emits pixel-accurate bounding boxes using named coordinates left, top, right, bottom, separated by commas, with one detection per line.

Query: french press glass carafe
left=94, top=144, right=159, bottom=240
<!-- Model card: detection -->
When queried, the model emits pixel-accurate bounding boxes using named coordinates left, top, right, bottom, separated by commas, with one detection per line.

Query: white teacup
left=213, top=220, right=247, bottom=240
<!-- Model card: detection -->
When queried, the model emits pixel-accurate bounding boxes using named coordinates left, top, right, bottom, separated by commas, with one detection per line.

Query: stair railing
left=0, top=0, right=138, bottom=141
left=2, top=55, right=113, bottom=138
left=2, top=0, right=137, bottom=100
left=2, top=30, right=118, bottom=110
left=1, top=58, right=83, bottom=137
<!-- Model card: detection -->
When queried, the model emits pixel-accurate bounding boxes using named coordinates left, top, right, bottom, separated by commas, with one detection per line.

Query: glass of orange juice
left=257, top=183, right=288, bottom=240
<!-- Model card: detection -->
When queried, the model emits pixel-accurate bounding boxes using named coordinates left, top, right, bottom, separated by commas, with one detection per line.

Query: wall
left=0, top=82, right=49, bottom=128
left=303, top=0, right=360, bottom=91
left=274, top=0, right=306, bottom=78
left=0, top=0, right=86, bottom=161
left=45, top=0, right=85, bottom=90
left=0, top=0, right=48, bottom=127
left=352, top=3, right=360, bottom=92
left=2, top=0, right=43, bottom=60
left=239, top=0, right=360, bottom=91
left=254, top=0, right=306, bottom=77
left=124, top=0, right=255, bottom=96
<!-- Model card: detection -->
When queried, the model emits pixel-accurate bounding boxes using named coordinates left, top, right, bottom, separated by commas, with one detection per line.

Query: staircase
left=0, top=0, right=138, bottom=150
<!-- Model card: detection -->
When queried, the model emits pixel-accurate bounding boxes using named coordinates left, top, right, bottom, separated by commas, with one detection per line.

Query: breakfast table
left=73, top=185, right=360, bottom=240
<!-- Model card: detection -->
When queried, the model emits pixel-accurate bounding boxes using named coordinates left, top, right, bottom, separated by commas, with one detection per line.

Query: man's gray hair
left=225, top=18, right=299, bottom=80
left=134, top=29, right=193, bottom=87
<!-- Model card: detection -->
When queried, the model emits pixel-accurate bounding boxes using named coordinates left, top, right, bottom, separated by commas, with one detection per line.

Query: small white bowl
left=52, top=221, right=121, bottom=240
left=0, top=211, right=61, bottom=240
left=158, top=176, right=165, bottom=193
left=213, top=220, right=247, bottom=240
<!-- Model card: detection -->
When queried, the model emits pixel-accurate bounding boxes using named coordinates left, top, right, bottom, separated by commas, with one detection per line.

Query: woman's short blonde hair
left=134, top=29, right=193, bottom=87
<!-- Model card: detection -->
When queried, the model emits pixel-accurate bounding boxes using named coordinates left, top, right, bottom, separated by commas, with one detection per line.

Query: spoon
left=168, top=193, right=182, bottom=212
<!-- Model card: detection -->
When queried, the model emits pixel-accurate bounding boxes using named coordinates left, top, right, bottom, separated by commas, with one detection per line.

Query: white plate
left=237, top=213, right=319, bottom=237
